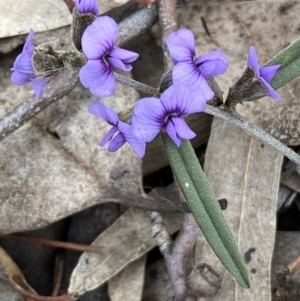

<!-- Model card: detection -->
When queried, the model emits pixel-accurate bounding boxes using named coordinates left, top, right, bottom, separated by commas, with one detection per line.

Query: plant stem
left=114, top=72, right=159, bottom=96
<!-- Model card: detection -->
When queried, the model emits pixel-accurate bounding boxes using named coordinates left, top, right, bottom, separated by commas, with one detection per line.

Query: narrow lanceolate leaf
left=162, top=133, right=250, bottom=288
left=265, top=37, right=300, bottom=90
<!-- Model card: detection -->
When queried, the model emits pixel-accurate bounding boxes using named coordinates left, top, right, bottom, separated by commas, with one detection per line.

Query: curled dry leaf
left=68, top=207, right=182, bottom=295
left=0, top=246, right=36, bottom=301
left=0, top=246, right=78, bottom=301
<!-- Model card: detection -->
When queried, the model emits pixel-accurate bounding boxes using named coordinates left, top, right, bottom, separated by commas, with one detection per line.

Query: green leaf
left=162, top=133, right=250, bottom=288
left=265, top=37, right=300, bottom=90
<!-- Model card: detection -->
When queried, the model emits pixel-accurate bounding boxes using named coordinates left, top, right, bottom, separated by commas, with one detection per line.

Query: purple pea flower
left=89, top=101, right=146, bottom=158
left=75, top=0, right=99, bottom=16
left=132, top=83, right=209, bottom=147
left=247, top=46, right=282, bottom=100
left=79, top=17, right=139, bottom=97
left=166, top=28, right=228, bottom=96
left=11, top=29, right=49, bottom=98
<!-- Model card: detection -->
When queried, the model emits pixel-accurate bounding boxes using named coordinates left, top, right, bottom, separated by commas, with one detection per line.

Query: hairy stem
left=204, top=105, right=300, bottom=165
left=114, top=72, right=159, bottom=96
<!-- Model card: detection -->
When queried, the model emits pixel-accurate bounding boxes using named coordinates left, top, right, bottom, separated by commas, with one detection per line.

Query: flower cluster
left=90, top=27, right=228, bottom=157
left=10, top=0, right=282, bottom=158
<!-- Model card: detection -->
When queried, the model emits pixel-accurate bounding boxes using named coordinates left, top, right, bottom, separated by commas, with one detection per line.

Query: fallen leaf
left=0, top=0, right=132, bottom=39
left=0, top=246, right=35, bottom=301
left=0, top=0, right=72, bottom=38
left=108, top=255, right=146, bottom=301
left=199, top=118, right=282, bottom=300
left=68, top=207, right=182, bottom=295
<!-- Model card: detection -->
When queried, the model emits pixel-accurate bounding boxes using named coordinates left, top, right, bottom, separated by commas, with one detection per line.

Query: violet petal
left=132, top=97, right=166, bottom=142
left=166, top=28, right=195, bottom=64
left=108, top=132, right=126, bottom=152
left=75, top=0, right=99, bottom=16
left=258, top=76, right=282, bottom=101
left=259, top=65, right=281, bottom=83
left=23, top=28, right=35, bottom=51
left=106, top=57, right=132, bottom=72
left=165, top=119, right=182, bottom=147
left=14, top=51, right=35, bottom=76
left=88, top=101, right=119, bottom=125
left=11, top=70, right=30, bottom=85
left=81, top=16, right=119, bottom=60
left=171, top=116, right=196, bottom=140
left=99, top=126, right=118, bottom=146
left=118, top=121, right=146, bottom=158
left=109, top=47, right=139, bottom=63
left=79, top=60, right=116, bottom=97
left=194, top=49, right=228, bottom=77
left=173, top=63, right=214, bottom=100
left=172, top=61, right=200, bottom=85
left=160, top=83, right=208, bottom=116
left=31, top=77, right=49, bottom=98
left=247, top=46, right=260, bottom=75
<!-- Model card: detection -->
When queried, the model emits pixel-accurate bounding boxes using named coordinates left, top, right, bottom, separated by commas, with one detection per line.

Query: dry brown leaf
left=108, top=255, right=146, bottom=301
left=68, top=207, right=182, bottom=295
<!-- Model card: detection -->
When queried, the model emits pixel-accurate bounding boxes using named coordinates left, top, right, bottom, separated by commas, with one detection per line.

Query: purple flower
left=132, top=83, right=209, bottom=147
left=89, top=101, right=146, bottom=158
left=75, top=0, right=99, bottom=16
left=11, top=29, right=49, bottom=98
left=247, top=46, right=282, bottom=100
left=79, top=17, right=139, bottom=97
left=166, top=28, right=228, bottom=96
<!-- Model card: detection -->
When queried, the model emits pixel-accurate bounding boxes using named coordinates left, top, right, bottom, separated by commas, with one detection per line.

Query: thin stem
left=8, top=233, right=102, bottom=253
left=114, top=72, right=159, bottom=96
left=52, top=253, right=64, bottom=296
left=204, top=105, right=300, bottom=165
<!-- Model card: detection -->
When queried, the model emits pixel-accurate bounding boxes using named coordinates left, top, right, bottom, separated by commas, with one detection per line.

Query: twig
left=12, top=283, right=78, bottom=301
left=7, top=233, right=101, bottom=253
left=117, top=3, right=158, bottom=45
left=204, top=105, right=300, bottom=165
left=0, top=70, right=78, bottom=143
left=114, top=72, right=159, bottom=96
left=151, top=212, right=199, bottom=301
left=52, top=253, right=64, bottom=296
left=0, top=5, right=159, bottom=143
left=158, top=0, right=177, bottom=70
